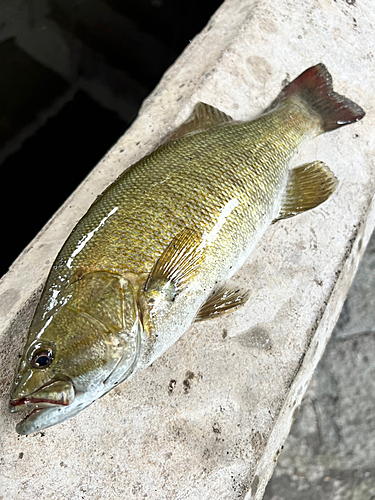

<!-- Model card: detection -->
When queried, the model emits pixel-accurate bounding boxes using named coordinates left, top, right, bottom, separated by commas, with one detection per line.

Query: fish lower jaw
left=15, top=408, right=50, bottom=435
left=11, top=403, right=71, bottom=435
left=9, top=398, right=71, bottom=435
left=10, top=394, right=95, bottom=435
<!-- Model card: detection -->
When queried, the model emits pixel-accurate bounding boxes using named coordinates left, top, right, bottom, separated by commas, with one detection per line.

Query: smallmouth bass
left=9, top=64, right=364, bottom=434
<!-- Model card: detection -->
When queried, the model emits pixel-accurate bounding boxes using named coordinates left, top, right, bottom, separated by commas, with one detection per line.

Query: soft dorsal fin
left=195, top=284, right=250, bottom=322
left=273, top=161, right=339, bottom=223
left=167, top=102, right=234, bottom=142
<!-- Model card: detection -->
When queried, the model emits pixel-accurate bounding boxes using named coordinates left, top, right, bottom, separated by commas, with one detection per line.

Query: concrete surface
left=0, top=1, right=375, bottom=499
left=264, top=332, right=375, bottom=500
left=333, top=226, right=375, bottom=340
left=264, top=231, right=375, bottom=499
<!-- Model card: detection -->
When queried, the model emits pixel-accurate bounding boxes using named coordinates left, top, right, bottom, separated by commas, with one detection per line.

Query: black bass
left=9, top=64, right=364, bottom=434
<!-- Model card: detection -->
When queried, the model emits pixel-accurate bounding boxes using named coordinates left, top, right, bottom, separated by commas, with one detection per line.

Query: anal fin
left=195, top=284, right=250, bottom=322
left=273, top=161, right=339, bottom=223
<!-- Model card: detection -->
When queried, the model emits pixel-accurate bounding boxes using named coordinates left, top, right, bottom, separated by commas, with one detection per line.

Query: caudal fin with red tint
left=282, top=63, right=365, bottom=132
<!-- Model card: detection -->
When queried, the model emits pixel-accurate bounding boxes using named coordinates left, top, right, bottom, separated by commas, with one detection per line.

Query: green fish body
left=9, top=64, right=364, bottom=434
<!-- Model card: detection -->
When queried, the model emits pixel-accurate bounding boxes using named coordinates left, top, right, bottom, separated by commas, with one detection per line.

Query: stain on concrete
left=246, top=55, right=273, bottom=84
left=251, top=474, right=260, bottom=496
left=212, top=422, right=221, bottom=434
left=257, top=16, right=278, bottom=34
left=168, top=379, right=177, bottom=394
left=183, top=370, right=196, bottom=393
left=235, top=325, right=272, bottom=351
left=281, top=73, right=291, bottom=88
left=231, top=470, right=252, bottom=499
left=292, top=405, right=300, bottom=421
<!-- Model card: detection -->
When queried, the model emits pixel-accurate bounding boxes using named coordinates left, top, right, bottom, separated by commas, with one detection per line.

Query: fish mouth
left=9, top=377, right=75, bottom=433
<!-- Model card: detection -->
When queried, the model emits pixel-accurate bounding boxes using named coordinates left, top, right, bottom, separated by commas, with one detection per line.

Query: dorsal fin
left=167, top=102, right=234, bottom=142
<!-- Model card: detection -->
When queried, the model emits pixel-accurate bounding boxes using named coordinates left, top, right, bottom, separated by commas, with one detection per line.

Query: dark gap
left=0, top=0, right=223, bottom=277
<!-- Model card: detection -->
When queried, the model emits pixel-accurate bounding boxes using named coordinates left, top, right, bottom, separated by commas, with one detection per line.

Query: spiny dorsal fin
left=195, top=284, right=250, bottom=322
left=273, top=161, right=339, bottom=223
left=167, top=102, right=233, bottom=142
left=144, top=228, right=204, bottom=293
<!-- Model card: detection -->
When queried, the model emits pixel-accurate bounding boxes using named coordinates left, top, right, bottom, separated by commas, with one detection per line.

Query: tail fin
left=281, top=63, right=365, bottom=132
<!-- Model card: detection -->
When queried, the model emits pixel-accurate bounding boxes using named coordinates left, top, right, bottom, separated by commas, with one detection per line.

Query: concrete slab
left=1, top=1, right=375, bottom=499
left=333, top=227, right=375, bottom=339
left=264, top=227, right=375, bottom=499
left=263, top=330, right=375, bottom=500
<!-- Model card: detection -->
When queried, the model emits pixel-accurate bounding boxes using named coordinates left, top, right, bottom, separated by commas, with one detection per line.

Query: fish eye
left=30, top=348, right=54, bottom=369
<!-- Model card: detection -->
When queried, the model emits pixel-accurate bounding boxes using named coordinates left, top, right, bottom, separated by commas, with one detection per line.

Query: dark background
left=0, top=0, right=223, bottom=278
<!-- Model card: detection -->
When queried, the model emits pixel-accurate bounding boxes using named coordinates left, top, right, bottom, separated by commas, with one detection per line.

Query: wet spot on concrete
left=235, top=326, right=272, bottom=351
left=251, top=430, right=263, bottom=450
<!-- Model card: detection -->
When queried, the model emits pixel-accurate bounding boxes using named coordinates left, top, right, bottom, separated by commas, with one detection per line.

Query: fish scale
left=64, top=102, right=306, bottom=279
left=9, top=64, right=364, bottom=434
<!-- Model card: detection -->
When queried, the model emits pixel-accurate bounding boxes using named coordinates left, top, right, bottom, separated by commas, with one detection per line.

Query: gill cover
left=62, top=270, right=142, bottom=387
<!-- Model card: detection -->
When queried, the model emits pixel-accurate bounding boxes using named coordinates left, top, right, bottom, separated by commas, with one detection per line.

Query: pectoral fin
left=144, top=228, right=204, bottom=296
left=166, top=102, right=234, bottom=143
left=273, top=161, right=339, bottom=223
left=195, top=284, right=250, bottom=322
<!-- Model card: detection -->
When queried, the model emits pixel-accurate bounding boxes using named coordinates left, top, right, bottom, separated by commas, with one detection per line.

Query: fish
left=9, top=63, right=364, bottom=435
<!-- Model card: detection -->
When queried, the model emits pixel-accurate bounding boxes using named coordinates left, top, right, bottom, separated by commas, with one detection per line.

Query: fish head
left=10, top=271, right=141, bottom=434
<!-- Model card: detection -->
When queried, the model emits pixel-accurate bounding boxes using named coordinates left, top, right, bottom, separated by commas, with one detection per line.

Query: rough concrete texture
left=0, top=1, right=375, bottom=499
left=333, top=227, right=375, bottom=339
left=264, top=335, right=375, bottom=500
left=264, top=233, right=375, bottom=500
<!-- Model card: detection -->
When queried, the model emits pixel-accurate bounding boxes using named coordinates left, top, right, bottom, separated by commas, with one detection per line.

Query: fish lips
left=9, top=377, right=75, bottom=417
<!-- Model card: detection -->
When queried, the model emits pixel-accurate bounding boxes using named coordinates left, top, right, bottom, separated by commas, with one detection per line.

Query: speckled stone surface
left=333, top=228, right=375, bottom=339
left=263, top=229, right=375, bottom=500
left=1, top=1, right=375, bottom=499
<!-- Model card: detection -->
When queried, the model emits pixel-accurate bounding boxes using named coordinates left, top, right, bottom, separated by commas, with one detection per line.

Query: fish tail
left=282, top=63, right=365, bottom=132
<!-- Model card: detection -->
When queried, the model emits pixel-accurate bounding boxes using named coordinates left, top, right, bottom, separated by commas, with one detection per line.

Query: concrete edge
left=247, top=194, right=375, bottom=500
